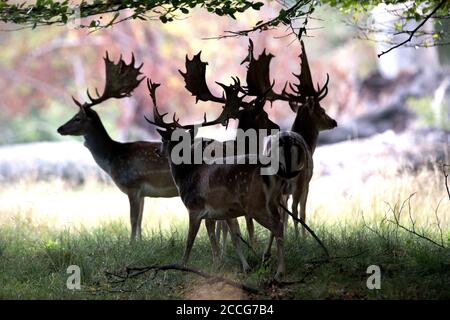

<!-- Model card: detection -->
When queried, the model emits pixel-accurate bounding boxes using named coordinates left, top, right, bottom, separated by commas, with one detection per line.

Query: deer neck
left=83, top=117, right=116, bottom=172
left=291, top=112, right=319, bottom=154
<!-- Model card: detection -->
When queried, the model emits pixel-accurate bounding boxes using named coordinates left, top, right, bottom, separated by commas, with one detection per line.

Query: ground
left=0, top=167, right=449, bottom=299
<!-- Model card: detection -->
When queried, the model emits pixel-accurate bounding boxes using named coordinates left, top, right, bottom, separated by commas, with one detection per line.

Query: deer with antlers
left=285, top=41, right=337, bottom=237
left=145, top=67, right=309, bottom=278
left=56, top=51, right=279, bottom=246
left=236, top=40, right=337, bottom=258
left=57, top=53, right=179, bottom=241
left=179, top=48, right=280, bottom=250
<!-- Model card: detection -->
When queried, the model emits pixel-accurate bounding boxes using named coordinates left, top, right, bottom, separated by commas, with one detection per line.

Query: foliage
left=0, top=0, right=265, bottom=29
left=1, top=1, right=449, bottom=53
left=408, top=96, right=450, bottom=131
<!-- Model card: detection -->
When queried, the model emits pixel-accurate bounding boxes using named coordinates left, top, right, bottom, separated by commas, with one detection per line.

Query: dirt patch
left=183, top=280, right=248, bottom=300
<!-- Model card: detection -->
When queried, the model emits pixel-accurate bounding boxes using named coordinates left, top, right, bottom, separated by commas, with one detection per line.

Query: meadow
left=0, top=167, right=449, bottom=300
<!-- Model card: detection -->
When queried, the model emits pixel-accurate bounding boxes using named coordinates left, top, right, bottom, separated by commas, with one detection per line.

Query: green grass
left=0, top=168, right=449, bottom=299
left=0, top=214, right=449, bottom=300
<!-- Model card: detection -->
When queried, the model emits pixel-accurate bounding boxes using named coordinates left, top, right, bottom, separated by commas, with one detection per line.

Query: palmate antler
left=146, top=77, right=244, bottom=132
left=178, top=52, right=228, bottom=104
left=239, top=39, right=329, bottom=111
left=242, top=39, right=275, bottom=98
left=72, top=52, right=145, bottom=109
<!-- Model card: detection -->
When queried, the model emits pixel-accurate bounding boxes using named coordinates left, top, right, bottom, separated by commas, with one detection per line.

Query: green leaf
left=252, top=2, right=264, bottom=10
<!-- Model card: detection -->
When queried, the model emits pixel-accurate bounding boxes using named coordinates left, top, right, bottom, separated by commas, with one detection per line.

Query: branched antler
left=73, top=52, right=144, bottom=109
left=146, top=76, right=244, bottom=132
left=178, top=52, right=225, bottom=104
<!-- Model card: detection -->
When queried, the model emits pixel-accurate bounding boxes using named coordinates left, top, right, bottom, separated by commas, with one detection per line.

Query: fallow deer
left=57, top=51, right=279, bottom=248
left=236, top=40, right=337, bottom=256
left=57, top=53, right=179, bottom=241
left=178, top=49, right=280, bottom=250
left=286, top=41, right=337, bottom=237
left=145, top=75, right=305, bottom=279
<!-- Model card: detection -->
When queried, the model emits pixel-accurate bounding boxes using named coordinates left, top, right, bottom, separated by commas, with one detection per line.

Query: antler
left=146, top=78, right=182, bottom=131
left=73, top=52, right=145, bottom=109
left=241, top=39, right=277, bottom=98
left=178, top=52, right=227, bottom=104
left=246, top=40, right=329, bottom=112
left=291, top=40, right=329, bottom=101
left=146, top=77, right=243, bottom=132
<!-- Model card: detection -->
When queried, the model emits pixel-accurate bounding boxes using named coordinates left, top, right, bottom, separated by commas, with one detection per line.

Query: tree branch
left=377, top=0, right=447, bottom=58
left=204, top=0, right=313, bottom=40
left=443, top=164, right=450, bottom=200
left=105, top=264, right=259, bottom=294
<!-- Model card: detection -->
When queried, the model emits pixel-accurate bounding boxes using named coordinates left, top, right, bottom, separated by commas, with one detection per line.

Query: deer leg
left=263, top=234, right=274, bottom=263
left=291, top=192, right=301, bottom=238
left=182, top=211, right=202, bottom=267
left=136, top=197, right=145, bottom=241
left=128, top=194, right=141, bottom=242
left=221, top=221, right=229, bottom=258
left=269, top=203, right=285, bottom=281
left=215, top=221, right=222, bottom=244
left=274, top=228, right=285, bottom=281
left=280, top=196, right=289, bottom=235
left=299, top=186, right=309, bottom=238
left=226, top=218, right=251, bottom=273
left=205, top=219, right=220, bottom=269
left=245, top=216, right=256, bottom=249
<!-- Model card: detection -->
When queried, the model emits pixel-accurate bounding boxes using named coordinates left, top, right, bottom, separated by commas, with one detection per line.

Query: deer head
left=57, top=52, right=144, bottom=136
left=288, top=41, right=336, bottom=131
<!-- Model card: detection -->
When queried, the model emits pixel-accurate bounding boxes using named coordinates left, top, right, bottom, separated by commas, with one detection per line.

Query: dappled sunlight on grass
left=0, top=179, right=187, bottom=234
left=0, top=168, right=448, bottom=236
left=308, top=167, right=449, bottom=230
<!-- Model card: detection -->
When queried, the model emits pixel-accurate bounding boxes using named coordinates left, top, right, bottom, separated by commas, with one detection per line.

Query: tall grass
left=0, top=168, right=449, bottom=299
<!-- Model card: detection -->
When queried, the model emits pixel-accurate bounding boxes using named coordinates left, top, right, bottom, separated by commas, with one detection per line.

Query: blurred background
left=0, top=1, right=449, bottom=229
left=0, top=1, right=449, bottom=300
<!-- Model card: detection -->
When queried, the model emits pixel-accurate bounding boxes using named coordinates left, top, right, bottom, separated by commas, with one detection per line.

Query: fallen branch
left=105, top=264, right=259, bottom=294
left=386, top=193, right=446, bottom=249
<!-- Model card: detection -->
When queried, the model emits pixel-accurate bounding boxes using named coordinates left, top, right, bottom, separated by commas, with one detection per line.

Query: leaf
left=252, top=2, right=264, bottom=10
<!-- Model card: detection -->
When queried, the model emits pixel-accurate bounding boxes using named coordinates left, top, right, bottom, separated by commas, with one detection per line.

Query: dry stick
left=443, top=164, right=450, bottom=200
left=387, top=219, right=446, bottom=249
left=279, top=202, right=330, bottom=259
left=433, top=198, right=445, bottom=249
left=385, top=194, right=446, bottom=249
left=106, top=264, right=259, bottom=295
left=377, top=0, right=447, bottom=58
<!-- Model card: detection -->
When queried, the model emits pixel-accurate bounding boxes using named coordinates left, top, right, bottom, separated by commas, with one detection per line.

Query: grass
left=0, top=168, right=449, bottom=300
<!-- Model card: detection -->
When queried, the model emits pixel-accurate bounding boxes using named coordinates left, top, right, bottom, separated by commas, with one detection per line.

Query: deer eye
left=74, top=118, right=81, bottom=122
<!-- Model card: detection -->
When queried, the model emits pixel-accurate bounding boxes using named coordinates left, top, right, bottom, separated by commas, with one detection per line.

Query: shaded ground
left=0, top=210, right=449, bottom=299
